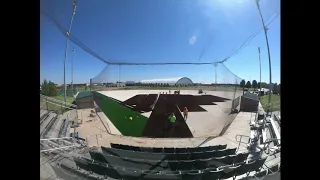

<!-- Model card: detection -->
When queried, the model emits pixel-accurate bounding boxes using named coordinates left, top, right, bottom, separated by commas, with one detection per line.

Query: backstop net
left=90, top=62, right=243, bottom=138
left=40, top=0, right=280, bottom=137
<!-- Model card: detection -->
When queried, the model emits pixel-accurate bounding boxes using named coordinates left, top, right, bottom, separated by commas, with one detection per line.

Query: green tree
left=240, top=79, right=246, bottom=90
left=41, top=79, right=58, bottom=96
left=273, top=83, right=278, bottom=94
left=41, top=79, right=49, bottom=95
left=48, top=81, right=58, bottom=96
left=245, top=81, right=251, bottom=89
left=252, top=80, right=258, bottom=90
left=278, top=84, right=281, bottom=95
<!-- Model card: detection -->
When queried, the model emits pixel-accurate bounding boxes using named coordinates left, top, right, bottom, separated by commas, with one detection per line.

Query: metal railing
left=40, top=94, right=77, bottom=108
left=85, top=133, right=102, bottom=146
left=40, top=137, right=79, bottom=155
left=235, top=134, right=251, bottom=153
left=40, top=94, right=78, bottom=122
left=262, top=138, right=281, bottom=155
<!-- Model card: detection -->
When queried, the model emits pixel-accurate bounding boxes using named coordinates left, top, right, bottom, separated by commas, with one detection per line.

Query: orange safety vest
left=183, top=109, right=188, bottom=115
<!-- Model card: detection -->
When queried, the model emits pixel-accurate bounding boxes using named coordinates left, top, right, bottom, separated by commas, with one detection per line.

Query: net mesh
left=91, top=63, right=241, bottom=92
left=90, top=62, right=243, bottom=137
left=40, top=0, right=279, bottom=138
left=41, top=0, right=280, bottom=64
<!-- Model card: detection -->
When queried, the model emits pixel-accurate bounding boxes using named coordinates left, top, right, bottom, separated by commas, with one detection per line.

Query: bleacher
left=40, top=109, right=69, bottom=138
left=55, top=143, right=270, bottom=180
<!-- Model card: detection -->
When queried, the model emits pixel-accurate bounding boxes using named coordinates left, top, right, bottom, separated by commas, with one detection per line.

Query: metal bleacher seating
left=111, top=143, right=227, bottom=153
left=88, top=148, right=249, bottom=171
left=67, top=143, right=268, bottom=180
left=101, top=146, right=238, bottom=161
left=72, top=155, right=267, bottom=180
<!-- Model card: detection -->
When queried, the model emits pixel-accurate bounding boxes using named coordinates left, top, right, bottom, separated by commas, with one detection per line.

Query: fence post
left=45, top=96, right=48, bottom=110
left=61, top=102, right=63, bottom=114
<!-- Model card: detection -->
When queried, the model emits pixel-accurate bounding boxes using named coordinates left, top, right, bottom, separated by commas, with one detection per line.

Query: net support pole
left=63, top=0, right=77, bottom=103
left=256, top=0, right=272, bottom=118
left=90, top=79, right=92, bottom=92
left=214, top=63, right=217, bottom=91
left=258, top=47, right=261, bottom=100
left=255, top=47, right=262, bottom=123
left=71, top=47, right=75, bottom=96
left=90, top=78, right=94, bottom=108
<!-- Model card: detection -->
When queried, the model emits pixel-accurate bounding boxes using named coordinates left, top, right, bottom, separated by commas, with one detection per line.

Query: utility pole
left=118, top=65, right=121, bottom=87
left=63, top=0, right=77, bottom=103
left=258, top=47, right=261, bottom=101
left=255, top=47, right=262, bottom=124
left=71, top=47, right=75, bottom=96
left=256, top=0, right=272, bottom=117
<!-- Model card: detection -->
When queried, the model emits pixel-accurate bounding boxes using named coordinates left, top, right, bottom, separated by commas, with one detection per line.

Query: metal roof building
left=140, top=77, right=193, bottom=85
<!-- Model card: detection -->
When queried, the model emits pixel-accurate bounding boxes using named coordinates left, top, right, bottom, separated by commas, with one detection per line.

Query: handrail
left=40, top=137, right=79, bottom=155
left=273, top=114, right=281, bottom=126
left=40, top=137, right=73, bottom=141
left=86, top=134, right=102, bottom=146
left=42, top=100, right=75, bottom=110
left=40, top=94, right=75, bottom=106
left=235, top=134, right=251, bottom=153
left=40, top=145, right=77, bottom=153
left=40, top=94, right=77, bottom=108
left=262, top=138, right=281, bottom=154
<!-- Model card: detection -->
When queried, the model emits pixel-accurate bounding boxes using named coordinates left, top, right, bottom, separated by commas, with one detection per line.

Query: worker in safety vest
left=168, top=113, right=176, bottom=130
left=183, top=107, right=188, bottom=121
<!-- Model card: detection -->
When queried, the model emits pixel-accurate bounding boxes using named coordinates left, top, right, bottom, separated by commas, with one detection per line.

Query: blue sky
left=40, top=0, right=280, bottom=85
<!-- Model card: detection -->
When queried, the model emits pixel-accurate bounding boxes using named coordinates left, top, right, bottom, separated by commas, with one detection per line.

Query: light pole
left=258, top=47, right=261, bottom=101
left=255, top=47, right=262, bottom=123
left=71, top=47, right=75, bottom=96
left=214, top=63, right=217, bottom=91
left=256, top=0, right=272, bottom=117
left=63, top=0, right=77, bottom=103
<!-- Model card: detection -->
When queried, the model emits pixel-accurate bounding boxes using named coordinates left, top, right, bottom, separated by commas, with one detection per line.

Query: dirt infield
left=94, top=91, right=234, bottom=138
left=123, top=94, right=158, bottom=113
left=115, top=94, right=231, bottom=138
left=142, top=94, right=193, bottom=138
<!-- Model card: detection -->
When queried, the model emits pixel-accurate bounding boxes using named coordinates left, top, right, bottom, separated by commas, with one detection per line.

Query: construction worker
left=168, top=112, right=176, bottom=130
left=183, top=107, right=188, bottom=121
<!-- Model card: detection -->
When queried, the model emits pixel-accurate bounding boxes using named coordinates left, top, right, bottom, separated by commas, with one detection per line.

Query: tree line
left=239, top=79, right=280, bottom=94
left=41, top=79, right=58, bottom=97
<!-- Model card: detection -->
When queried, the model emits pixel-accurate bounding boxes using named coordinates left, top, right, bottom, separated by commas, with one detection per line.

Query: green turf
left=95, top=92, right=149, bottom=137
left=54, top=96, right=75, bottom=104
left=260, top=94, right=280, bottom=112
left=77, top=86, right=88, bottom=92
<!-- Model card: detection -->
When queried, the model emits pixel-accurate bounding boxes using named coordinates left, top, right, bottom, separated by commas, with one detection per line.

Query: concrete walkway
left=75, top=108, right=252, bottom=151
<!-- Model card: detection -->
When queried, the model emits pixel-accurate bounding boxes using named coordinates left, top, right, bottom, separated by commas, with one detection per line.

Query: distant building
left=117, top=83, right=126, bottom=87
left=140, top=77, right=193, bottom=86
left=125, top=81, right=136, bottom=85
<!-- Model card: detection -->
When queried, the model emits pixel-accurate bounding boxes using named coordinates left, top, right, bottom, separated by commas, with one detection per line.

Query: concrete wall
left=240, top=96, right=259, bottom=112
left=94, top=92, right=148, bottom=137
left=232, top=96, right=241, bottom=110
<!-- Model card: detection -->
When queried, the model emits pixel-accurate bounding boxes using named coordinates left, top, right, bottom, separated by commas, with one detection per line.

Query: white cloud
left=189, top=36, right=197, bottom=45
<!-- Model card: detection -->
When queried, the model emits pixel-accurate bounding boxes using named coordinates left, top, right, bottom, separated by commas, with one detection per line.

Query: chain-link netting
left=90, top=62, right=243, bottom=137
left=40, top=0, right=280, bottom=138
left=91, top=63, right=241, bottom=92
left=41, top=0, right=280, bottom=64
